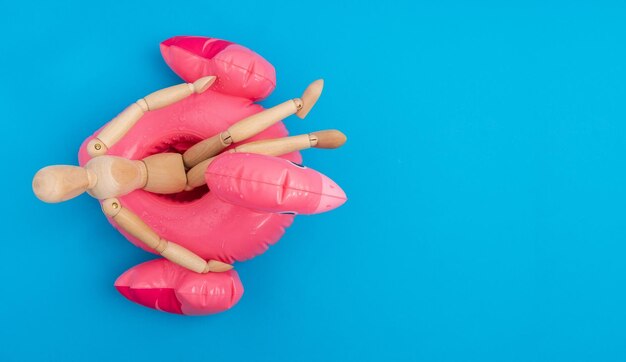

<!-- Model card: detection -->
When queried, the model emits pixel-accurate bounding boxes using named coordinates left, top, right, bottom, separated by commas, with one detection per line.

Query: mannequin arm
left=87, top=76, right=216, bottom=157
left=101, top=198, right=232, bottom=273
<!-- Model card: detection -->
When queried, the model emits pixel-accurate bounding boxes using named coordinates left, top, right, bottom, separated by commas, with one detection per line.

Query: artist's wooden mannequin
left=32, top=76, right=343, bottom=275
left=185, top=130, right=347, bottom=189
left=33, top=78, right=327, bottom=203
left=182, top=79, right=324, bottom=168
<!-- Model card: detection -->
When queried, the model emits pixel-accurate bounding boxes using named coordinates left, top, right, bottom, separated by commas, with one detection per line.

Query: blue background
left=2, top=1, right=626, bottom=361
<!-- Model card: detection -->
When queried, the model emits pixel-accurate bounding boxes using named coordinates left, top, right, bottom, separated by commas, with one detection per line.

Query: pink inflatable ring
left=67, top=36, right=345, bottom=315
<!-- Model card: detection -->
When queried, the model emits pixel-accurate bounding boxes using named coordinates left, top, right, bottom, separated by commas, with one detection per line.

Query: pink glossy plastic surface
left=207, top=153, right=347, bottom=215
left=78, top=88, right=302, bottom=264
left=78, top=41, right=300, bottom=264
left=77, top=36, right=300, bottom=315
left=115, top=259, right=243, bottom=315
left=161, top=36, right=276, bottom=101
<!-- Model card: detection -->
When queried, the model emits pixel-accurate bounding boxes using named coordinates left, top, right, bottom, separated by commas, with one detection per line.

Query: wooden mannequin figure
left=33, top=78, right=327, bottom=203
left=185, top=130, right=347, bottom=189
left=33, top=76, right=219, bottom=204
left=182, top=79, right=325, bottom=168
left=86, top=76, right=217, bottom=157
left=32, top=76, right=343, bottom=275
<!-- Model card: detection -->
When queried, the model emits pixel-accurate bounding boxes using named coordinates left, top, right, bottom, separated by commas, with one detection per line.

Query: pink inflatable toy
left=32, top=36, right=347, bottom=315
left=207, top=153, right=347, bottom=215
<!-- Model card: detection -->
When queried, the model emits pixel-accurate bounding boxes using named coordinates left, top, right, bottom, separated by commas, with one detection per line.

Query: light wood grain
left=296, top=79, right=324, bottom=119
left=142, top=83, right=194, bottom=111
left=141, top=153, right=187, bottom=194
left=184, top=133, right=313, bottom=190
left=182, top=133, right=229, bottom=168
left=101, top=198, right=160, bottom=248
left=101, top=198, right=232, bottom=273
left=206, top=260, right=234, bottom=272
left=160, top=242, right=212, bottom=273
left=32, top=166, right=96, bottom=203
left=181, top=79, right=323, bottom=167
left=309, top=129, right=347, bottom=148
left=228, top=99, right=298, bottom=143
left=87, top=76, right=216, bottom=157
left=182, top=98, right=297, bottom=168
left=87, top=103, right=145, bottom=157
left=32, top=156, right=148, bottom=202
left=85, top=156, right=147, bottom=200
left=232, top=129, right=347, bottom=155
left=184, top=130, right=347, bottom=190
left=234, top=134, right=313, bottom=156
left=143, top=76, right=215, bottom=111
left=185, top=157, right=216, bottom=189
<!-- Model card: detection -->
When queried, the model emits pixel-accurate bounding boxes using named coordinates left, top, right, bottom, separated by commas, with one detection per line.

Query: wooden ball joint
left=33, top=76, right=218, bottom=203
left=101, top=198, right=232, bottom=274
left=185, top=129, right=348, bottom=189
left=32, top=154, right=234, bottom=274
left=32, top=77, right=344, bottom=276
left=87, top=76, right=216, bottom=157
left=32, top=153, right=187, bottom=203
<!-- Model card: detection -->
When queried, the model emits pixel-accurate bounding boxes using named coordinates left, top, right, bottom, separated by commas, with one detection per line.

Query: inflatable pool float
left=32, top=35, right=347, bottom=315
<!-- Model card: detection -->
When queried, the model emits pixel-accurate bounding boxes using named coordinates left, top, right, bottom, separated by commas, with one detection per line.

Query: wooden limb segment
left=296, top=79, right=324, bottom=119
left=33, top=152, right=192, bottom=202
left=141, top=153, right=187, bottom=194
left=32, top=165, right=96, bottom=203
left=182, top=79, right=323, bottom=168
left=101, top=198, right=233, bottom=273
left=182, top=99, right=298, bottom=168
left=226, top=99, right=299, bottom=144
left=185, top=157, right=217, bottom=190
left=182, top=132, right=230, bottom=169
left=184, top=130, right=347, bottom=190
left=87, top=76, right=216, bottom=157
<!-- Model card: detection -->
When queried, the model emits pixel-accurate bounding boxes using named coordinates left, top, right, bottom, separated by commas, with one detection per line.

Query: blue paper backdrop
left=2, top=1, right=626, bottom=361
